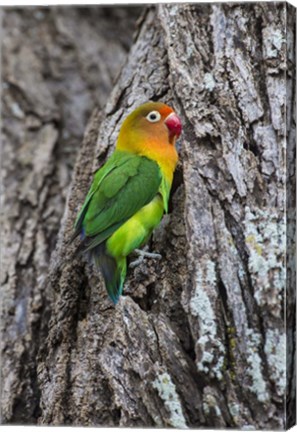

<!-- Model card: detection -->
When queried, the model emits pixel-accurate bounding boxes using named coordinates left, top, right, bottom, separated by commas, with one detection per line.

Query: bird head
left=116, top=101, right=182, bottom=150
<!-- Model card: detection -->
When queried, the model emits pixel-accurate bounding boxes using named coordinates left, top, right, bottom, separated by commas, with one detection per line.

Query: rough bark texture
left=1, top=3, right=296, bottom=429
left=1, top=5, right=141, bottom=423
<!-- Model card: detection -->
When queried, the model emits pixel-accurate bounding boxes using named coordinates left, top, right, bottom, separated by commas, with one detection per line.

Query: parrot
left=72, top=101, right=182, bottom=304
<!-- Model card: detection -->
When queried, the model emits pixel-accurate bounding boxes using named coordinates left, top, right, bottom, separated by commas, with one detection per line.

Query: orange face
left=117, top=101, right=182, bottom=149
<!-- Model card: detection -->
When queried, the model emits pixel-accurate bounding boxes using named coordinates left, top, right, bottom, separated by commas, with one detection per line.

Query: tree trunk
left=1, top=5, right=141, bottom=423
left=1, top=3, right=295, bottom=429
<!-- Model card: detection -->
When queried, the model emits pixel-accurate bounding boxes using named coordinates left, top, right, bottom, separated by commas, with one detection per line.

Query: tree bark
left=1, top=5, right=141, bottom=423
left=1, top=3, right=295, bottom=429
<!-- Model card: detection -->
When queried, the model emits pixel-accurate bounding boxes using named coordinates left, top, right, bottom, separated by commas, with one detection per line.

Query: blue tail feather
left=92, top=246, right=126, bottom=304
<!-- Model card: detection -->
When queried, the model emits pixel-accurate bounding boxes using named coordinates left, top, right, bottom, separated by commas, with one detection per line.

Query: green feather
left=160, top=175, right=171, bottom=213
left=81, top=151, right=162, bottom=238
left=73, top=150, right=163, bottom=303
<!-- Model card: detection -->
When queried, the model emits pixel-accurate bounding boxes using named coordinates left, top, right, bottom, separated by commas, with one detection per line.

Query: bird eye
left=146, top=111, right=161, bottom=123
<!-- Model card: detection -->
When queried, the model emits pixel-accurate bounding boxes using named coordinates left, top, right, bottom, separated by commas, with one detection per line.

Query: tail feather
left=92, top=246, right=126, bottom=304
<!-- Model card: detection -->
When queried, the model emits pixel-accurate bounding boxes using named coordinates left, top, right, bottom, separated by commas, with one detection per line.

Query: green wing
left=74, top=150, right=162, bottom=251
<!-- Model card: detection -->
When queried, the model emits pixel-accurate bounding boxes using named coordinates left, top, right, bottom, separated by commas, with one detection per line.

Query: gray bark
left=1, top=3, right=296, bottom=429
left=1, top=5, right=141, bottom=423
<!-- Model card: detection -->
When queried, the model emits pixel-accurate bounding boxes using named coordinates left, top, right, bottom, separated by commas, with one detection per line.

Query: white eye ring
left=146, top=110, right=161, bottom=123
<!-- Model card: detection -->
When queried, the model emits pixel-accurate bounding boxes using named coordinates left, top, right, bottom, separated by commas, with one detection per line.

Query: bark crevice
left=1, top=3, right=295, bottom=429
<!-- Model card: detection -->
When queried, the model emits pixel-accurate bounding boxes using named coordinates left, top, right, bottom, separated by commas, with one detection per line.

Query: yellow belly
left=106, top=194, right=164, bottom=258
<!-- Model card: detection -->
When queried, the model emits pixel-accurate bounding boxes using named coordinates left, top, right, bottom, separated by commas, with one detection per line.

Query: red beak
left=165, top=112, right=182, bottom=139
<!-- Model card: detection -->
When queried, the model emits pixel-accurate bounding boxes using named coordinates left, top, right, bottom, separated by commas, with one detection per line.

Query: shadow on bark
left=1, top=3, right=296, bottom=429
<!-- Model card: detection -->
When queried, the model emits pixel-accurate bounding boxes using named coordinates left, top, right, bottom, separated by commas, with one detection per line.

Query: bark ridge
left=1, top=3, right=295, bottom=429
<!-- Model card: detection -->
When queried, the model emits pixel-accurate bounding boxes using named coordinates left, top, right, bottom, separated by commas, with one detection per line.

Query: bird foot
left=129, top=248, right=162, bottom=269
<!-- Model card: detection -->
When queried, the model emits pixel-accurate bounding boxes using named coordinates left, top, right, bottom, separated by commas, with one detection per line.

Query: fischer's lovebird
left=72, top=101, right=182, bottom=304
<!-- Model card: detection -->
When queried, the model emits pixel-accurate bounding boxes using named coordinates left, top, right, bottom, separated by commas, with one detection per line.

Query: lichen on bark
left=1, top=3, right=295, bottom=429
